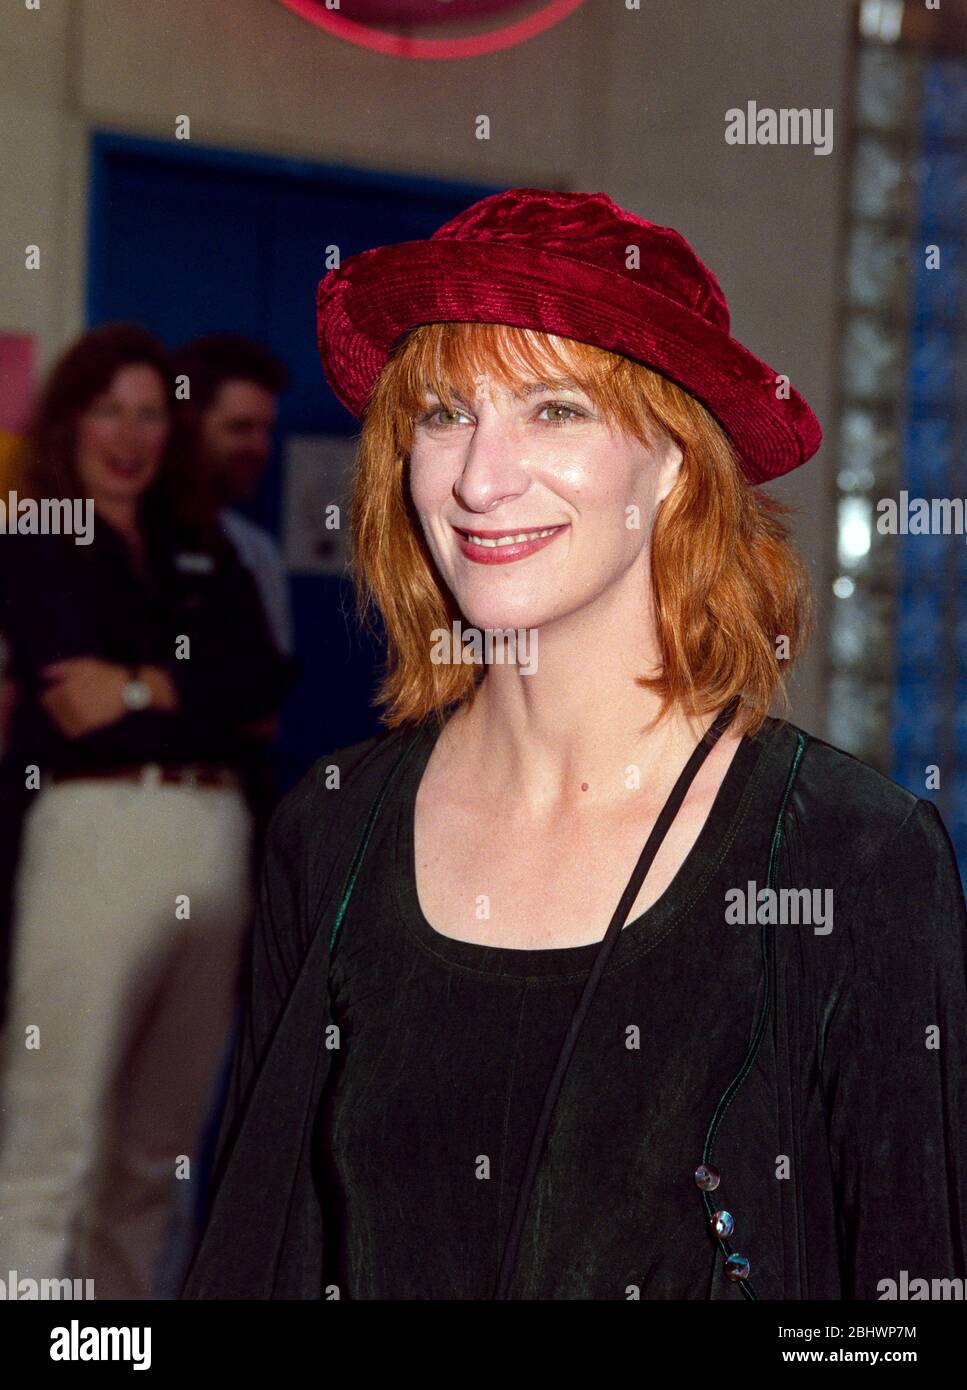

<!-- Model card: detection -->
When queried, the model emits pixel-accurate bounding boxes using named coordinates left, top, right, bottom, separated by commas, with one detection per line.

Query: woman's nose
left=455, top=418, right=530, bottom=507
left=113, top=418, right=141, bottom=451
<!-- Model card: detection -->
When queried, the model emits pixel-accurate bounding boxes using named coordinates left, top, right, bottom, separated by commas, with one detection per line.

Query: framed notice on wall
left=282, top=434, right=356, bottom=575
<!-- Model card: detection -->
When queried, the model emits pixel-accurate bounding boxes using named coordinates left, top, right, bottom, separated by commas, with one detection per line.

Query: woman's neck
left=94, top=499, right=147, bottom=572
left=94, top=497, right=141, bottom=538
left=440, top=675, right=738, bottom=821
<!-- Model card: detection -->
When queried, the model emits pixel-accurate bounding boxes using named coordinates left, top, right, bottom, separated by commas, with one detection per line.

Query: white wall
left=0, top=0, right=853, bottom=735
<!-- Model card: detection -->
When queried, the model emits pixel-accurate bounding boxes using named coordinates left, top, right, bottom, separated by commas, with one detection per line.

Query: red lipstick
left=453, top=523, right=568, bottom=565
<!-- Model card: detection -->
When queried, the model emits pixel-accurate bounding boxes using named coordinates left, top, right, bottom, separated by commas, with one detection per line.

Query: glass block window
left=829, top=2, right=967, bottom=887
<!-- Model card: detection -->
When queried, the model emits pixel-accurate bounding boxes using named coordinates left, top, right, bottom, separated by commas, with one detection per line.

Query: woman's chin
left=452, top=587, right=587, bottom=634
left=452, top=606, right=544, bottom=635
left=92, top=478, right=153, bottom=505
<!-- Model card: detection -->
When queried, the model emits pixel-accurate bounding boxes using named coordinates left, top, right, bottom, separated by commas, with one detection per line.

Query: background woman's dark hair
left=21, top=321, right=219, bottom=542
left=172, top=333, right=289, bottom=414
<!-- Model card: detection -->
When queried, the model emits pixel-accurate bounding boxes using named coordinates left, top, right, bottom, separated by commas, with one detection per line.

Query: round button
left=724, top=1253, right=750, bottom=1281
left=694, top=1163, right=721, bottom=1191
left=711, top=1210, right=734, bottom=1237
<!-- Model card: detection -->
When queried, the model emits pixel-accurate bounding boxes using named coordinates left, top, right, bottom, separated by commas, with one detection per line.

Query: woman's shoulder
left=768, top=716, right=918, bottom=822
left=0, top=527, right=78, bottom=567
left=759, top=715, right=960, bottom=897
left=267, top=722, right=418, bottom=848
left=0, top=532, right=84, bottom=609
left=255, top=723, right=421, bottom=954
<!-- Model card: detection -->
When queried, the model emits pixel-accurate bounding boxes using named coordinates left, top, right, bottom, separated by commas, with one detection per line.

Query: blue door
left=87, top=131, right=501, bottom=787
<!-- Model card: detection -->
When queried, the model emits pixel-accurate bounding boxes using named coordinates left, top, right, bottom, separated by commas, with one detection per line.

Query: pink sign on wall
left=0, top=332, right=36, bottom=435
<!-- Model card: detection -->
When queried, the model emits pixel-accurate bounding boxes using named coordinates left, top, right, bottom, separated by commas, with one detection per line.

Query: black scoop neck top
left=391, top=711, right=770, bottom=979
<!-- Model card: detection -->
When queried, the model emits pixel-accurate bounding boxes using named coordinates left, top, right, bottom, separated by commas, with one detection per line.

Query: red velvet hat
left=316, top=187, right=822, bottom=486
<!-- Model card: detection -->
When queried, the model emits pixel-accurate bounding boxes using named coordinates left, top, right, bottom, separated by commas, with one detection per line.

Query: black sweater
left=0, top=515, right=297, bottom=1024
left=0, top=518, right=295, bottom=778
left=180, top=712, right=967, bottom=1300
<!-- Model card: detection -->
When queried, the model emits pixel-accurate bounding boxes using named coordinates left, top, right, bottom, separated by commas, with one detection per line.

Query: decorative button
left=694, top=1163, right=720, bottom=1191
left=724, top=1253, right=750, bottom=1281
left=711, top=1210, right=734, bottom=1238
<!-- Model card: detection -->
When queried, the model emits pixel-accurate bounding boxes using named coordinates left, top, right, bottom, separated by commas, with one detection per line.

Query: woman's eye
left=419, top=407, right=468, bottom=429
left=537, top=402, right=585, bottom=425
left=418, top=401, right=586, bottom=430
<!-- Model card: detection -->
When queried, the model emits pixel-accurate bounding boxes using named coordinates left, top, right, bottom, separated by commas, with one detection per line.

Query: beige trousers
left=0, top=773, right=254, bottom=1299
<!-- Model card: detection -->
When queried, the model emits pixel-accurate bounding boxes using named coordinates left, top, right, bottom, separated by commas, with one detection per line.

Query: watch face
left=123, top=679, right=151, bottom=712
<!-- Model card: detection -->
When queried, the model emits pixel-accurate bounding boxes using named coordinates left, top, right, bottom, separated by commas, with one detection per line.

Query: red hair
left=350, top=321, right=813, bottom=737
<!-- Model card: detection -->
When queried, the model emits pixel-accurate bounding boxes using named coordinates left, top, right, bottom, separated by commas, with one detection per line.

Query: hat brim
left=316, top=239, right=822, bottom=486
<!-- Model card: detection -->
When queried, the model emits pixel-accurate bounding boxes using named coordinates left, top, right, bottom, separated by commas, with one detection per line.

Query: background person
left=0, top=322, right=295, bottom=1299
left=174, top=333, right=293, bottom=662
left=172, top=333, right=296, bottom=866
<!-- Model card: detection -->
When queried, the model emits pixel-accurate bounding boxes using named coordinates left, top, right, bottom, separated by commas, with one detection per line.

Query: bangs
left=382, top=321, right=661, bottom=449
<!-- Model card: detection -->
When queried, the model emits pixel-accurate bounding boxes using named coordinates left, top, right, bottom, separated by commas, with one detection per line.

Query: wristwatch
left=121, top=666, right=152, bottom=712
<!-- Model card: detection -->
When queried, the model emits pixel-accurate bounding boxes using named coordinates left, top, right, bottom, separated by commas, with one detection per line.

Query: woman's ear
left=655, top=439, right=684, bottom=506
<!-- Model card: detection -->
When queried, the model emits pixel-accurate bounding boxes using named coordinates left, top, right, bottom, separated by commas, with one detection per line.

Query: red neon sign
left=276, top=0, right=588, bottom=60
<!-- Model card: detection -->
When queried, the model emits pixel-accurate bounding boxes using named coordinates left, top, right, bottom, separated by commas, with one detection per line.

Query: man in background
left=174, top=334, right=294, bottom=664
left=161, top=334, right=297, bottom=1296
left=172, top=331, right=298, bottom=873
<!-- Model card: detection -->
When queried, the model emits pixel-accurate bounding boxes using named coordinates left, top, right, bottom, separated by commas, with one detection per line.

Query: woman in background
left=0, top=322, right=294, bottom=1298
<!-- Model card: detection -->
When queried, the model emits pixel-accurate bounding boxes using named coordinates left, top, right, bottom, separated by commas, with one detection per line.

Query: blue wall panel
left=87, top=132, right=501, bottom=787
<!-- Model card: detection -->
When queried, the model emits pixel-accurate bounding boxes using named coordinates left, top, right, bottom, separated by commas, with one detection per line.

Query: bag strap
left=493, top=696, right=743, bottom=1298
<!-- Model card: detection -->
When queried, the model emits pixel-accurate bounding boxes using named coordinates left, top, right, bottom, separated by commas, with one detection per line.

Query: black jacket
left=179, top=714, right=967, bottom=1300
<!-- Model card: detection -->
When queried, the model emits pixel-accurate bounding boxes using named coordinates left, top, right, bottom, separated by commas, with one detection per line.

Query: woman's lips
left=453, top=523, right=568, bottom=565
left=105, top=459, right=148, bottom=480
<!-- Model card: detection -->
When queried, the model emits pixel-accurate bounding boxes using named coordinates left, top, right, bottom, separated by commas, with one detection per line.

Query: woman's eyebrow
left=421, top=379, right=586, bottom=405
left=513, top=379, right=586, bottom=399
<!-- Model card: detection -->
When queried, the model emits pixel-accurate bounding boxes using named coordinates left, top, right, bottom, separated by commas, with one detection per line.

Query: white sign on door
left=282, top=434, right=356, bottom=575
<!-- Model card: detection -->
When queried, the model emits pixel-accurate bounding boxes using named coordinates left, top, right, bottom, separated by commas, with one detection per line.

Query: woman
left=0, top=323, right=295, bottom=1298
left=180, top=188, right=967, bottom=1301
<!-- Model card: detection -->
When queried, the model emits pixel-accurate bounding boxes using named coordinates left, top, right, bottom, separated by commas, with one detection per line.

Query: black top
left=180, top=711, right=967, bottom=1301
left=0, top=512, right=297, bottom=1026
left=0, top=513, right=296, bottom=779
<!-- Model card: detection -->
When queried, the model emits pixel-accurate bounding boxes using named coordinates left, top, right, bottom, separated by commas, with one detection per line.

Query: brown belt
left=48, top=762, right=242, bottom=790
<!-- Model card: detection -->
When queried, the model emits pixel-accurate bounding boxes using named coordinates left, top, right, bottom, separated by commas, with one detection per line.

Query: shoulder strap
left=493, top=697, right=744, bottom=1298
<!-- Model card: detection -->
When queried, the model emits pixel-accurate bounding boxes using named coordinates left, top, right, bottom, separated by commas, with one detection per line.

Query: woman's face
left=75, top=362, right=170, bottom=508
left=407, top=355, right=682, bottom=634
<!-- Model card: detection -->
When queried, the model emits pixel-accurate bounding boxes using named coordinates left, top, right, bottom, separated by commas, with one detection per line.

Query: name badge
left=174, top=551, right=215, bottom=574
